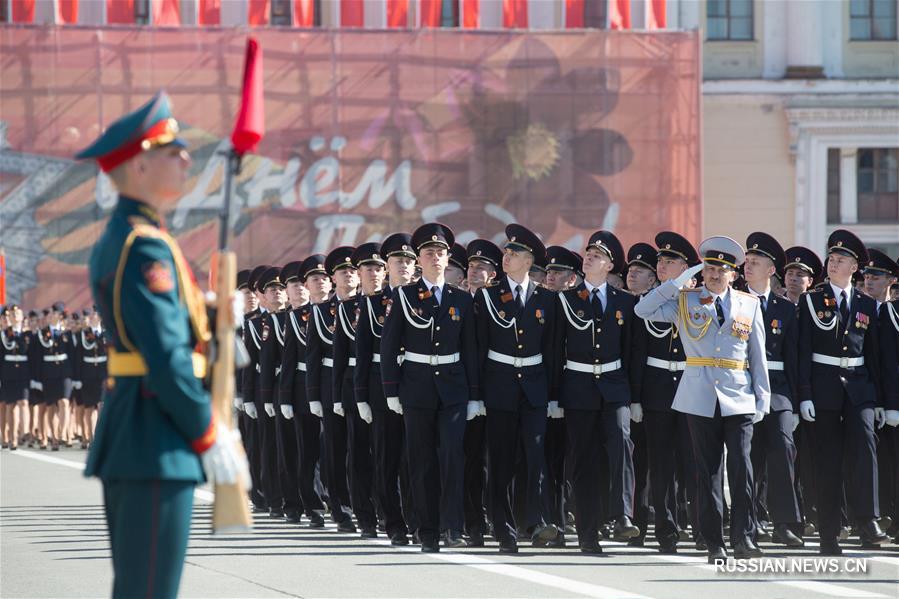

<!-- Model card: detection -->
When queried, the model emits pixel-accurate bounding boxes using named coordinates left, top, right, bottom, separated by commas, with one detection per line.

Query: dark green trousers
left=103, top=480, right=195, bottom=599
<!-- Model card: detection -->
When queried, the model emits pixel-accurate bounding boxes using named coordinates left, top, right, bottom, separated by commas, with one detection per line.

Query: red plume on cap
left=231, top=37, right=264, bottom=155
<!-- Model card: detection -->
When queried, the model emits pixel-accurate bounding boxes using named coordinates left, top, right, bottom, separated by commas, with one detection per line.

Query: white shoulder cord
left=312, top=304, right=334, bottom=346
left=289, top=311, right=307, bottom=346
left=888, top=301, right=899, bottom=333
left=39, top=331, right=53, bottom=348
left=338, top=302, right=357, bottom=341
left=272, top=313, right=286, bottom=347
left=558, top=292, right=592, bottom=331
left=81, top=330, right=97, bottom=351
left=366, top=296, right=382, bottom=339
left=398, top=287, right=434, bottom=330
left=805, top=294, right=837, bottom=331
left=644, top=319, right=672, bottom=338
left=480, top=288, right=516, bottom=329
left=1, top=330, right=14, bottom=351
left=247, top=319, right=261, bottom=350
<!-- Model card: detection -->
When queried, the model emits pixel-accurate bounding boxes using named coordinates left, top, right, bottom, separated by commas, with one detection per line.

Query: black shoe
left=390, top=533, right=410, bottom=546
left=308, top=513, right=325, bottom=528
left=467, top=530, right=485, bottom=547
left=599, top=522, right=614, bottom=539
left=269, top=509, right=285, bottom=519
left=579, top=540, right=603, bottom=555
left=819, top=538, right=842, bottom=556
left=531, top=524, right=560, bottom=547
left=443, top=530, right=466, bottom=548
left=421, top=537, right=440, bottom=553
left=612, top=516, right=640, bottom=541
left=251, top=503, right=267, bottom=514
left=755, top=526, right=772, bottom=542
left=803, top=521, right=817, bottom=536
left=859, top=520, right=888, bottom=545
left=285, top=511, right=302, bottom=524
left=838, top=526, right=851, bottom=540
left=707, top=546, right=727, bottom=564
left=360, top=526, right=377, bottom=539
left=628, top=537, right=645, bottom=547
left=499, top=538, right=519, bottom=554
left=412, top=531, right=422, bottom=545
left=658, top=540, right=678, bottom=554
left=678, top=528, right=691, bottom=542
left=773, top=524, right=804, bottom=547
left=733, top=538, right=764, bottom=558
left=545, top=532, right=566, bottom=548
left=337, top=520, right=357, bottom=533
left=695, top=536, right=708, bottom=551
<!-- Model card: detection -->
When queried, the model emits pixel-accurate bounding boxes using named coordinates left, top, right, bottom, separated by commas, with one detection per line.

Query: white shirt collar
left=747, top=286, right=770, bottom=301
left=506, top=274, right=530, bottom=295
left=583, top=279, right=607, bottom=296
left=830, top=282, right=853, bottom=303
left=705, top=286, right=730, bottom=302
left=420, top=276, right=444, bottom=294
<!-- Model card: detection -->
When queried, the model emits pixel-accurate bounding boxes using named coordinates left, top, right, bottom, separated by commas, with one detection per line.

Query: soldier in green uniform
left=76, top=91, right=248, bottom=598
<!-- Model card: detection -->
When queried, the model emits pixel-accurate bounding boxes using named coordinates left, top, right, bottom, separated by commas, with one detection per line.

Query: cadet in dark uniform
left=556, top=230, right=640, bottom=554
left=78, top=308, right=108, bottom=449
left=797, top=229, right=888, bottom=554
left=876, top=257, right=899, bottom=543
left=1, top=305, right=30, bottom=450
left=241, top=265, right=268, bottom=512
left=277, top=256, right=329, bottom=528
left=355, top=234, right=417, bottom=545
left=743, top=233, right=804, bottom=547
left=461, top=238, right=502, bottom=546
left=307, top=246, right=358, bottom=532
left=333, top=243, right=383, bottom=537
left=35, top=303, right=75, bottom=451
left=381, top=223, right=479, bottom=552
left=77, top=91, right=247, bottom=598
left=446, top=243, right=468, bottom=289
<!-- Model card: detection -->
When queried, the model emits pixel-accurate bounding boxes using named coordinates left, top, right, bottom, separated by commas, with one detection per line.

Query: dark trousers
left=256, top=407, right=283, bottom=510
left=103, top=480, right=194, bottom=599
left=686, top=406, right=755, bottom=550
left=321, top=404, right=353, bottom=524
left=463, top=414, right=488, bottom=536
left=795, top=421, right=817, bottom=523
left=645, top=409, right=688, bottom=542
left=403, top=403, right=466, bottom=540
left=544, top=417, right=568, bottom=529
left=631, top=420, right=650, bottom=539
left=372, top=408, right=412, bottom=537
left=344, top=393, right=377, bottom=530
left=876, top=428, right=896, bottom=522
left=566, top=405, right=634, bottom=545
left=487, top=398, right=551, bottom=543
left=274, top=411, right=302, bottom=514
left=240, top=411, right=265, bottom=507
left=292, top=412, right=325, bottom=517
left=814, top=401, right=880, bottom=540
left=750, top=409, right=801, bottom=525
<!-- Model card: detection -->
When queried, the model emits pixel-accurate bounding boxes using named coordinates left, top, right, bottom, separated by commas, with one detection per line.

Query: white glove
left=333, top=402, right=345, bottom=417
left=201, top=424, right=251, bottom=488
left=752, top=410, right=765, bottom=425
left=309, top=401, right=324, bottom=418
left=244, top=402, right=258, bottom=419
left=791, top=413, right=800, bottom=432
left=358, top=402, right=373, bottom=424
left=232, top=291, right=245, bottom=329
left=387, top=396, right=403, bottom=415
left=264, top=402, right=276, bottom=418
left=673, top=263, right=704, bottom=289
left=281, top=404, right=294, bottom=420
left=466, top=400, right=480, bottom=421
left=233, top=395, right=244, bottom=411
left=630, top=403, right=643, bottom=423
left=73, top=381, right=83, bottom=390
left=548, top=401, right=564, bottom=419
left=30, top=380, right=43, bottom=391
left=874, top=407, right=886, bottom=429
left=478, top=401, right=487, bottom=417
left=886, top=410, right=899, bottom=427
left=800, top=400, right=815, bottom=422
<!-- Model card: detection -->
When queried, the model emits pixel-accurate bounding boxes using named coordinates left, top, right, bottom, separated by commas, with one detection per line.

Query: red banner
left=0, top=27, right=700, bottom=309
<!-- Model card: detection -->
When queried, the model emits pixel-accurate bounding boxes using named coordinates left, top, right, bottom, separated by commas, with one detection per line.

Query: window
left=707, top=0, right=753, bottom=41
left=850, top=0, right=897, bottom=40
left=583, top=0, right=607, bottom=28
left=134, top=0, right=150, bottom=25
left=827, top=148, right=841, bottom=224
left=0, top=1, right=7, bottom=22
left=271, top=0, right=292, bottom=25
left=857, top=148, right=899, bottom=222
left=440, top=0, right=459, bottom=27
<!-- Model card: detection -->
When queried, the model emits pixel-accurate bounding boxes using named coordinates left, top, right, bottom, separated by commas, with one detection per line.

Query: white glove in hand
left=673, top=263, right=704, bottom=289
left=799, top=400, right=815, bottom=422
left=333, top=402, right=345, bottom=417
left=886, top=410, right=899, bottom=427
left=548, top=401, right=564, bottom=419
left=280, top=404, right=294, bottom=420
left=790, top=413, right=800, bottom=432
left=201, top=424, right=251, bottom=488
left=232, top=291, right=245, bottom=329
left=387, top=397, right=403, bottom=415
left=466, top=400, right=480, bottom=421
left=73, top=381, right=83, bottom=390
left=264, top=403, right=276, bottom=418
left=309, top=401, right=324, bottom=418
left=358, top=402, right=373, bottom=424
left=478, top=401, right=487, bottom=417
left=752, top=410, right=765, bottom=425
left=874, top=407, right=886, bottom=429
left=629, top=403, right=643, bottom=423
left=243, top=402, right=258, bottom=419
left=233, top=395, right=244, bottom=411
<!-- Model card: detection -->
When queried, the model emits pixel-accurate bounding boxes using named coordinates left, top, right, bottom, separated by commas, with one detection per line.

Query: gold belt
left=685, top=357, right=748, bottom=370
left=107, top=349, right=207, bottom=378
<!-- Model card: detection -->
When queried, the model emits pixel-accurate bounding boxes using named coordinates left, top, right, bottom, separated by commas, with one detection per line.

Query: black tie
left=591, top=288, right=604, bottom=318
left=758, top=295, right=767, bottom=314
left=715, top=297, right=725, bottom=326
left=839, top=290, right=849, bottom=323
left=515, top=284, right=525, bottom=310
left=431, top=285, right=440, bottom=307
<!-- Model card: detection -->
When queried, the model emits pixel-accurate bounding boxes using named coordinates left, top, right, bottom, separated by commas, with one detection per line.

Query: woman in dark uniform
left=35, top=305, right=75, bottom=450
left=78, top=309, right=107, bottom=449
left=2, top=306, right=32, bottom=449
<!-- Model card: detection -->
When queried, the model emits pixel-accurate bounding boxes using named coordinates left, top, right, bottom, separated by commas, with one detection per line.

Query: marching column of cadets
left=233, top=222, right=899, bottom=560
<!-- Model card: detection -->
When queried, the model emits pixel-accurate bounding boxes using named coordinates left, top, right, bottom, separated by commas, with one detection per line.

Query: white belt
left=812, top=353, right=864, bottom=368
left=767, top=361, right=784, bottom=371
left=372, top=353, right=381, bottom=363
left=646, top=356, right=686, bottom=372
left=4, top=355, right=28, bottom=362
left=322, top=357, right=334, bottom=368
left=403, top=351, right=460, bottom=366
left=43, top=354, right=68, bottom=362
left=565, top=358, right=622, bottom=375
left=348, top=357, right=356, bottom=367
left=83, top=356, right=108, bottom=364
left=296, top=362, right=307, bottom=372
left=487, top=350, right=543, bottom=368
